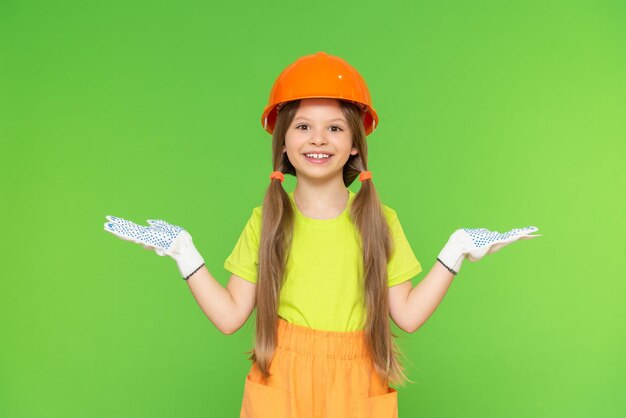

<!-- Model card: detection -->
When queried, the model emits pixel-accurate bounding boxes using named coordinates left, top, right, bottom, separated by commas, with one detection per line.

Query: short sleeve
left=386, top=208, right=422, bottom=287
left=223, top=207, right=262, bottom=284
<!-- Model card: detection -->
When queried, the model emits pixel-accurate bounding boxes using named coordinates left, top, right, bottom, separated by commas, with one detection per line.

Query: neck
left=293, top=177, right=349, bottom=219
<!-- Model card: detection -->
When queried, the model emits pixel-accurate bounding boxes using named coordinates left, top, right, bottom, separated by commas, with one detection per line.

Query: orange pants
left=240, top=318, right=398, bottom=418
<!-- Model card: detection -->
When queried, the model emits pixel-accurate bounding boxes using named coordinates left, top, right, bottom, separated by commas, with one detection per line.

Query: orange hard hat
left=261, top=52, right=379, bottom=136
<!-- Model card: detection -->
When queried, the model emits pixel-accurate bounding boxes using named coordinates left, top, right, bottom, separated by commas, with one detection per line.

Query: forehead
left=293, top=98, right=345, bottom=120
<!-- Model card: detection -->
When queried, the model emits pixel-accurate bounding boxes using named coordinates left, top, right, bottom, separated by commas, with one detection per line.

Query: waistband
left=276, top=318, right=369, bottom=359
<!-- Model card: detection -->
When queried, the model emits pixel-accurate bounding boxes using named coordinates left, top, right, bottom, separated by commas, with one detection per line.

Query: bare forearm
left=185, top=265, right=236, bottom=334
left=404, top=261, right=455, bottom=333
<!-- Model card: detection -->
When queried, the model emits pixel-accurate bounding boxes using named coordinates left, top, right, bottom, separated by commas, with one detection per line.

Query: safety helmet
left=261, top=52, right=379, bottom=136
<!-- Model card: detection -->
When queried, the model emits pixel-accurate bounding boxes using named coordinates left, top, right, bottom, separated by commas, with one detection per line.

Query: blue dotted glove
left=437, top=226, right=541, bottom=275
left=103, top=216, right=205, bottom=280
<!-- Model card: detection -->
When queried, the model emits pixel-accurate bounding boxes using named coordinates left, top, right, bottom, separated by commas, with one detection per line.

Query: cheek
left=283, top=142, right=300, bottom=161
left=284, top=134, right=305, bottom=154
left=339, top=136, right=355, bottom=153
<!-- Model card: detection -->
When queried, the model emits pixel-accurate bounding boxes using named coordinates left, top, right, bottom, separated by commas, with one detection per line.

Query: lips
left=303, top=152, right=334, bottom=156
left=303, top=153, right=333, bottom=164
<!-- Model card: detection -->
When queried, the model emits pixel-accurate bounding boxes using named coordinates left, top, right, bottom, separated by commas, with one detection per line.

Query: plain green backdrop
left=1, top=0, right=624, bottom=417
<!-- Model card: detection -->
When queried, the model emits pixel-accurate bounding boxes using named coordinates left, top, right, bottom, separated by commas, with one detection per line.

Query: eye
left=295, top=124, right=309, bottom=130
left=329, top=125, right=344, bottom=132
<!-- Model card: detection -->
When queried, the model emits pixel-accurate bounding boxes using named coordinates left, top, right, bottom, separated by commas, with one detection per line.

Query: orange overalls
left=240, top=318, right=398, bottom=418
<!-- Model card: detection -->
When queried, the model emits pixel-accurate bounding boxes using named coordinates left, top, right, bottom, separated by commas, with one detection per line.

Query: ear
left=283, top=145, right=286, bottom=153
left=350, top=146, right=358, bottom=156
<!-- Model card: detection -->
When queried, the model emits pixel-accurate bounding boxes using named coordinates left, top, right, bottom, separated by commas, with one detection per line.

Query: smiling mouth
left=303, top=153, right=333, bottom=160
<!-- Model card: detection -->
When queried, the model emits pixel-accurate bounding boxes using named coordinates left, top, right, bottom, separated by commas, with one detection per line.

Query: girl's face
left=283, top=98, right=358, bottom=182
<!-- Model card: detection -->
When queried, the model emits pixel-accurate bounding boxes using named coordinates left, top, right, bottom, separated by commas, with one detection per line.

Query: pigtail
left=245, top=101, right=297, bottom=380
left=342, top=101, right=413, bottom=388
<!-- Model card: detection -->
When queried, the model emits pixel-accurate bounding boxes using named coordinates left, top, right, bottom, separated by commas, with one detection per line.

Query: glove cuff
left=437, top=258, right=458, bottom=275
left=437, top=230, right=467, bottom=275
left=177, top=247, right=205, bottom=280
left=167, top=230, right=206, bottom=279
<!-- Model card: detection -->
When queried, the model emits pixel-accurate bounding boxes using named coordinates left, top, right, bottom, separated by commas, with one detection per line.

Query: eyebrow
left=293, top=117, right=347, bottom=123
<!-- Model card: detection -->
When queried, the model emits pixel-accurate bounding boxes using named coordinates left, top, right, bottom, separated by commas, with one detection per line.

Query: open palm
left=103, top=215, right=204, bottom=279
left=438, top=225, right=541, bottom=274
left=104, top=215, right=185, bottom=256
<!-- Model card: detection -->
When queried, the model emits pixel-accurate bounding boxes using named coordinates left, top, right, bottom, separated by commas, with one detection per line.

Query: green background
left=1, top=0, right=624, bottom=417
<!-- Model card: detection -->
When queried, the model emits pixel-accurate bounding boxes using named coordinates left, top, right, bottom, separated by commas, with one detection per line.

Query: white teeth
left=305, top=153, right=330, bottom=159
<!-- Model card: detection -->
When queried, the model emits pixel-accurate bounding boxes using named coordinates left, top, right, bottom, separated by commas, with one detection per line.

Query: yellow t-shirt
left=223, top=189, right=422, bottom=332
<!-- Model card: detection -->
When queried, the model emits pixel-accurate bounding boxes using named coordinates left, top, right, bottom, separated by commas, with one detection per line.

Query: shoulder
left=381, top=203, right=398, bottom=223
left=251, top=206, right=263, bottom=225
left=238, top=206, right=262, bottom=231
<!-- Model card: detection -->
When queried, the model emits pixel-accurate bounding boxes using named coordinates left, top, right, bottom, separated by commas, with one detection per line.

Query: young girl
left=104, top=52, right=540, bottom=418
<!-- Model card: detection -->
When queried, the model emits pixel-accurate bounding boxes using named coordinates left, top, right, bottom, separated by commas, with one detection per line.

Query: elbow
left=213, top=319, right=236, bottom=335
left=220, top=321, right=238, bottom=335
left=403, top=320, right=422, bottom=334
left=394, top=319, right=417, bottom=334
left=392, top=314, right=419, bottom=334
left=221, top=319, right=244, bottom=335
left=404, top=324, right=418, bottom=334
left=392, top=315, right=421, bottom=334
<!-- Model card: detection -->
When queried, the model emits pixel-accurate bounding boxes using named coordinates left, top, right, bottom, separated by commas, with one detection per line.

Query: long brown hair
left=246, top=99, right=413, bottom=387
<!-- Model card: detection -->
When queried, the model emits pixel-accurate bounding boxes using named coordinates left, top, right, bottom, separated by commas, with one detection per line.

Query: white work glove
left=437, top=226, right=541, bottom=275
left=103, top=215, right=205, bottom=280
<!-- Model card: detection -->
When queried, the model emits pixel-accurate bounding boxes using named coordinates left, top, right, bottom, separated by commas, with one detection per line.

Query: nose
left=308, top=127, right=328, bottom=146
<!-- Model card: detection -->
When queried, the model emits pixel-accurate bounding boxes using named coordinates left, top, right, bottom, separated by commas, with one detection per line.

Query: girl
left=104, top=52, right=540, bottom=418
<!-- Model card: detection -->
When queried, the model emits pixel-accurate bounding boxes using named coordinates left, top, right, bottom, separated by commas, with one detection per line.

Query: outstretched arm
left=390, top=261, right=454, bottom=333
left=187, top=268, right=256, bottom=335
left=103, top=216, right=255, bottom=335
left=390, top=226, right=541, bottom=333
